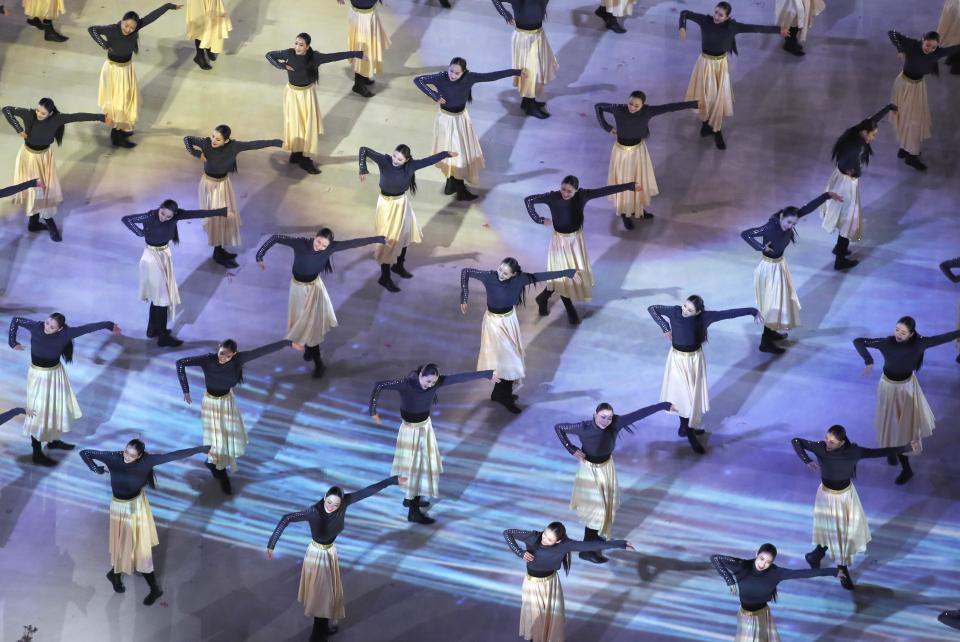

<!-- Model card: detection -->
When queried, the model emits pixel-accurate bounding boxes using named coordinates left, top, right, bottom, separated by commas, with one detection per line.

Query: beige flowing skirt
left=775, top=0, right=826, bottom=42
left=875, top=374, right=934, bottom=453
left=512, top=28, right=559, bottom=98
left=282, top=83, right=323, bottom=157
left=23, top=363, right=81, bottom=442
left=432, top=109, right=484, bottom=185
left=478, top=308, right=525, bottom=383
left=391, top=417, right=443, bottom=499
left=185, top=0, right=232, bottom=53
left=199, top=174, right=240, bottom=247
left=109, top=492, right=159, bottom=575
left=819, top=169, right=861, bottom=241
left=138, top=244, right=181, bottom=318
left=299, top=541, right=346, bottom=620
left=659, top=348, right=709, bottom=428
left=890, top=73, right=931, bottom=156
left=570, top=457, right=618, bottom=539
left=349, top=6, right=390, bottom=78
left=735, top=606, right=780, bottom=642
left=546, top=231, right=593, bottom=301
left=12, top=145, right=62, bottom=219
left=373, top=193, right=421, bottom=264
left=602, top=0, right=635, bottom=18
left=520, top=572, right=564, bottom=642
left=286, top=277, right=337, bottom=347
left=607, top=141, right=657, bottom=216
left=23, top=0, right=63, bottom=20
left=202, top=391, right=247, bottom=471
left=98, top=60, right=140, bottom=132
left=685, top=54, right=733, bottom=132
left=754, top=256, right=800, bottom=332
left=811, top=483, right=871, bottom=566
left=939, top=0, right=960, bottom=46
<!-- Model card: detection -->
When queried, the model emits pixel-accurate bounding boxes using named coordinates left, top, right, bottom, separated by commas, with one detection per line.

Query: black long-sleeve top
left=791, top=438, right=910, bottom=490
left=711, top=555, right=838, bottom=612
left=122, top=207, right=227, bottom=247
left=504, top=529, right=627, bottom=577
left=368, top=369, right=494, bottom=423
left=940, top=257, right=960, bottom=283
left=176, top=340, right=291, bottom=396
left=414, top=68, right=521, bottom=114
left=0, top=179, right=39, bottom=199
left=740, top=194, right=830, bottom=259
left=889, top=31, right=960, bottom=80
left=460, top=268, right=575, bottom=312
left=555, top=402, right=671, bottom=464
left=348, top=0, right=378, bottom=9
left=265, top=48, right=363, bottom=87
left=595, top=101, right=698, bottom=146
left=833, top=105, right=895, bottom=178
left=267, top=476, right=398, bottom=549
left=358, top=147, right=452, bottom=196
left=9, top=317, right=114, bottom=367
left=256, top=235, right=385, bottom=283
left=853, top=331, right=960, bottom=381
left=88, top=4, right=177, bottom=63
left=3, top=107, right=105, bottom=152
left=183, top=136, right=283, bottom=179
left=678, top=11, right=780, bottom=56
left=491, top=0, right=549, bottom=30
left=525, top=183, right=634, bottom=234
left=80, top=446, right=208, bottom=500
left=648, top=305, right=757, bottom=352
left=0, top=407, right=26, bottom=426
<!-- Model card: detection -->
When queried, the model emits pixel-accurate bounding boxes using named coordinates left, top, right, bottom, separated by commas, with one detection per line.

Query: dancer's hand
left=200, top=152, right=207, bottom=162
left=111, top=324, right=122, bottom=335
left=862, top=364, right=873, bottom=377
left=257, top=261, right=265, bottom=270
left=837, top=568, right=848, bottom=583
left=437, top=97, right=447, bottom=105
left=285, top=64, right=294, bottom=71
left=728, top=584, right=738, bottom=595
left=669, top=404, right=677, bottom=413
left=361, top=52, right=368, bottom=61
left=663, top=330, right=672, bottom=341
left=520, top=69, right=529, bottom=79
left=889, top=104, right=898, bottom=113
left=398, top=476, right=408, bottom=485
left=572, top=449, right=586, bottom=462
left=522, top=551, right=534, bottom=562
left=358, top=174, right=366, bottom=182
left=183, top=393, right=192, bottom=405
left=266, top=549, right=273, bottom=560
left=678, top=28, right=686, bottom=41
left=609, top=128, right=617, bottom=137
left=508, top=18, right=516, bottom=27
left=202, top=445, right=212, bottom=453
left=762, top=242, right=773, bottom=254
left=624, top=541, right=636, bottom=551
left=633, top=184, right=643, bottom=192
left=291, top=342, right=304, bottom=352
left=18, top=131, right=27, bottom=139
left=372, top=414, right=382, bottom=425
left=909, top=439, right=920, bottom=453
left=448, top=150, right=459, bottom=158
left=460, top=303, right=468, bottom=314
left=104, top=115, right=113, bottom=127
left=491, top=375, right=501, bottom=384
left=780, top=27, right=789, bottom=37
left=35, top=178, right=44, bottom=189
left=337, top=0, right=345, bottom=4
left=541, top=217, right=551, bottom=225
left=25, top=408, right=37, bottom=417
left=173, top=4, right=183, bottom=8
left=572, top=271, right=583, bottom=286
left=828, top=192, right=844, bottom=202
left=753, top=312, right=764, bottom=325
left=12, top=343, right=24, bottom=351
left=806, top=461, right=819, bottom=472
left=696, top=100, right=704, bottom=111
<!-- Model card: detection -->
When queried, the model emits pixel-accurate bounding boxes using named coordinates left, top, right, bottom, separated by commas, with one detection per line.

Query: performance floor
left=1, top=0, right=959, bottom=640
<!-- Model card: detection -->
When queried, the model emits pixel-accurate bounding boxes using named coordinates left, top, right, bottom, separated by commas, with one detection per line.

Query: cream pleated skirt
left=754, top=255, right=800, bottom=332
left=23, top=363, right=81, bottom=442
left=348, top=6, right=390, bottom=78
left=659, top=348, right=709, bottom=428
left=875, top=374, right=934, bottom=453
left=685, top=53, right=733, bottom=132
left=185, top=0, right=232, bottom=53
left=202, top=391, right=247, bottom=471
left=512, top=28, right=559, bottom=98
left=890, top=73, right=931, bottom=156
left=819, top=169, right=861, bottom=241
left=570, top=457, right=618, bottom=539
left=299, top=541, right=346, bottom=620
left=23, top=0, right=63, bottom=19
left=138, top=244, right=180, bottom=317
left=478, top=308, right=525, bottom=383
left=282, top=83, right=323, bottom=157
left=391, top=417, right=443, bottom=500
left=939, top=0, right=960, bottom=46
left=607, top=141, right=657, bottom=216
left=520, top=572, right=565, bottom=642
left=109, top=492, right=159, bottom=575
left=775, top=0, right=825, bottom=42
left=735, top=606, right=780, bottom=642
left=432, top=109, right=484, bottom=185
left=373, top=193, right=421, bottom=264
left=12, top=145, right=62, bottom=219
left=199, top=174, right=240, bottom=247
left=811, top=483, right=871, bottom=566
left=546, top=231, right=593, bottom=301
left=98, top=60, right=140, bottom=132
left=285, top=276, right=337, bottom=347
left=602, top=0, right=635, bottom=18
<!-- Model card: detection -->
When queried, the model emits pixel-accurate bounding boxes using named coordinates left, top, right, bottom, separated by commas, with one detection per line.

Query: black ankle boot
left=700, top=121, right=713, bottom=137
left=677, top=416, right=690, bottom=437
left=443, top=176, right=457, bottom=195
left=311, top=350, right=326, bottom=379
left=686, top=429, right=706, bottom=454
left=46, top=218, right=62, bottom=242
left=352, top=73, right=374, bottom=98
left=106, top=569, right=126, bottom=593
left=391, top=247, right=413, bottom=278
left=299, top=156, right=321, bottom=174
left=805, top=545, right=827, bottom=569
left=212, top=246, right=238, bottom=269
left=783, top=28, right=805, bottom=56
left=759, top=326, right=786, bottom=354
left=42, top=20, right=68, bottom=42
left=494, top=380, right=522, bottom=414
left=205, top=461, right=233, bottom=494
left=407, top=497, right=436, bottom=525
left=535, top=288, right=552, bottom=316
left=832, top=237, right=858, bottom=270
left=455, top=178, right=478, bottom=201
left=28, top=213, right=47, bottom=232
left=27, top=16, right=45, bottom=29
left=886, top=454, right=898, bottom=466
left=904, top=153, right=927, bottom=172
left=205, top=49, right=218, bottom=61
left=31, top=437, right=56, bottom=466
left=115, top=129, right=136, bottom=149
left=603, top=13, right=625, bottom=33
left=142, top=572, right=163, bottom=605
left=837, top=565, right=855, bottom=591
left=713, top=130, right=726, bottom=150
left=621, top=214, right=634, bottom=230
left=155, top=306, right=182, bottom=347
left=378, top=263, right=400, bottom=292
left=895, top=454, right=913, bottom=485
left=193, top=40, right=211, bottom=70
left=578, top=527, right=608, bottom=563
left=522, top=97, right=549, bottom=119
left=403, top=497, right=431, bottom=508
left=146, top=304, right=159, bottom=338
left=47, top=440, right=74, bottom=450
left=289, top=151, right=303, bottom=164
left=560, top=296, right=580, bottom=325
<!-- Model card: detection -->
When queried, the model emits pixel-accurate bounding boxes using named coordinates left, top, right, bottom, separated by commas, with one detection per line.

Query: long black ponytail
left=395, top=144, right=417, bottom=195
left=49, top=312, right=74, bottom=362
left=297, top=33, right=320, bottom=84
left=38, top=98, right=65, bottom=146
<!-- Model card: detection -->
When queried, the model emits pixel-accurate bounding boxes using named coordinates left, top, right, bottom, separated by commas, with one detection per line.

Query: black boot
left=620, top=214, right=634, bottom=230
left=535, top=288, right=552, bottom=316
left=837, top=564, right=855, bottom=591
left=193, top=40, right=212, bottom=70
left=155, top=306, right=182, bottom=347
left=560, top=296, right=580, bottom=325
left=142, top=572, right=164, bottom=605
left=42, top=20, right=68, bottom=42
left=115, top=129, right=136, bottom=149
left=895, top=454, right=913, bottom=485
left=110, top=128, right=122, bottom=147
left=106, top=569, right=126, bottom=593
left=289, top=151, right=303, bottom=164
left=402, top=497, right=431, bottom=508
left=904, top=153, right=927, bottom=172
left=47, top=439, right=75, bottom=450
left=311, top=348, right=326, bottom=379
left=494, top=380, right=522, bottom=414
left=205, top=461, right=233, bottom=495
left=46, top=218, right=62, bottom=242
left=310, top=617, right=326, bottom=642
left=769, top=328, right=787, bottom=340
left=205, top=49, right=218, bottom=61
left=521, top=97, right=549, bottom=119
left=212, top=246, right=238, bottom=269
left=677, top=416, right=690, bottom=437
left=939, top=610, right=960, bottom=630
left=443, top=176, right=457, bottom=195
left=686, top=428, right=706, bottom=454
left=699, top=121, right=713, bottom=137
left=759, top=326, right=786, bottom=354
left=578, top=527, right=608, bottom=563
left=805, top=545, right=827, bottom=569
left=31, top=437, right=56, bottom=466
left=146, top=304, right=159, bottom=338
left=886, top=454, right=898, bottom=466
left=406, top=496, right=436, bottom=525
left=299, top=155, right=321, bottom=174
left=28, top=213, right=47, bottom=232
left=713, top=130, right=726, bottom=150
left=438, top=0, right=451, bottom=7
left=378, top=263, right=400, bottom=292
left=27, top=16, right=45, bottom=30
left=833, top=237, right=858, bottom=270
left=603, top=12, right=626, bottom=33
left=391, top=247, right=413, bottom=279
left=352, top=73, right=374, bottom=98
left=782, top=27, right=805, bottom=56
left=303, top=343, right=317, bottom=362
left=454, top=178, right=478, bottom=202
left=641, top=209, right=654, bottom=219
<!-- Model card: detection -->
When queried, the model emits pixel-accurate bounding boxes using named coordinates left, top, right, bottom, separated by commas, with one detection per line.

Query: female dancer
left=186, top=0, right=232, bottom=70
left=504, top=523, right=635, bottom=642
left=122, top=200, right=228, bottom=347
left=368, top=364, right=496, bottom=524
left=358, top=144, right=454, bottom=292
left=554, top=401, right=670, bottom=562
left=887, top=30, right=960, bottom=171
left=88, top=3, right=182, bottom=149
left=711, top=543, right=845, bottom=639
left=339, top=0, right=391, bottom=96
left=414, top=57, right=522, bottom=201
left=939, top=0, right=960, bottom=74
left=853, top=316, right=960, bottom=484
left=819, top=104, right=896, bottom=271
left=183, top=126, right=282, bottom=268
left=3, top=99, right=110, bottom=241
left=9, top=314, right=120, bottom=466
left=80, top=440, right=209, bottom=605
left=525, top=175, right=639, bottom=324
left=648, top=296, right=761, bottom=454
left=255, top=229, right=385, bottom=378
left=595, top=92, right=697, bottom=227
left=0, top=178, right=42, bottom=198
left=176, top=339, right=301, bottom=493
left=23, top=0, right=67, bottom=41
left=776, top=0, right=825, bottom=56
left=793, top=424, right=918, bottom=589
left=741, top=191, right=841, bottom=354
left=678, top=3, right=786, bottom=149
left=266, top=34, right=363, bottom=174
left=490, top=0, right=558, bottom=119
left=266, top=475, right=403, bottom=642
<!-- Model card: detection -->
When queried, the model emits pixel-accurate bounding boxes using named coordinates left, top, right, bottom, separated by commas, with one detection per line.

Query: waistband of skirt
left=761, top=254, right=784, bottom=263
left=400, top=415, right=432, bottom=427
left=739, top=605, right=769, bottom=616
left=819, top=482, right=852, bottom=494
left=899, top=71, right=923, bottom=83
left=486, top=306, right=515, bottom=317
left=23, top=143, right=50, bottom=154
left=287, top=82, right=316, bottom=90
left=351, top=5, right=376, bottom=13
left=670, top=346, right=702, bottom=356
left=146, top=243, right=170, bottom=251
left=111, top=491, right=144, bottom=503
left=107, top=57, right=133, bottom=66
left=515, top=25, right=543, bottom=33
left=204, top=173, right=230, bottom=182
left=310, top=540, right=336, bottom=550
left=553, top=230, right=581, bottom=238
left=205, top=389, right=232, bottom=399
left=583, top=455, right=612, bottom=467
left=700, top=52, right=727, bottom=60
left=525, top=571, right=557, bottom=581
left=292, top=273, right=320, bottom=285
left=881, top=372, right=913, bottom=384
left=379, top=192, right=405, bottom=200
left=30, top=360, right=62, bottom=370
left=440, top=106, right=466, bottom=115
left=614, top=140, right=644, bottom=150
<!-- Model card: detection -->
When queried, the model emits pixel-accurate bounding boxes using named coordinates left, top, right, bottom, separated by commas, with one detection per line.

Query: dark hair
left=826, top=424, right=848, bottom=443
left=629, top=90, right=646, bottom=103
left=215, top=124, right=232, bottom=141
left=297, top=33, right=321, bottom=84
left=832, top=119, right=877, bottom=167
left=530, top=521, right=572, bottom=575
left=38, top=98, right=65, bottom=146
left=219, top=338, right=243, bottom=383
left=500, top=257, right=536, bottom=307
left=894, top=316, right=923, bottom=371
left=325, top=486, right=344, bottom=499
left=47, top=312, right=74, bottom=362
left=735, top=543, right=779, bottom=599
left=716, top=1, right=732, bottom=16
left=315, top=227, right=335, bottom=273
left=686, top=295, right=708, bottom=344
left=449, top=57, right=473, bottom=102
left=560, top=175, right=579, bottom=190
left=418, top=363, right=441, bottom=378
left=160, top=199, right=181, bottom=243
left=774, top=206, right=801, bottom=245
left=395, top=144, right=417, bottom=194
left=923, top=31, right=941, bottom=42
left=121, top=12, right=143, bottom=52
left=594, top=401, right=637, bottom=436
left=595, top=402, right=613, bottom=414
left=127, top=438, right=157, bottom=489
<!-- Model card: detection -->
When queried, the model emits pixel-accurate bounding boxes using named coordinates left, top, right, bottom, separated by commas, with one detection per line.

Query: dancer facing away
left=266, top=34, right=364, bottom=174
left=678, top=2, right=787, bottom=150
left=369, top=363, right=497, bottom=525
left=23, top=0, right=68, bottom=41
left=854, top=316, right=960, bottom=484
left=525, top=175, right=639, bottom=324
left=887, top=30, right=960, bottom=171
left=256, top=229, right=385, bottom=378
left=414, top=57, right=522, bottom=201
left=267, top=475, right=404, bottom=642
left=554, top=401, right=670, bottom=563
left=504, top=523, right=635, bottom=642
left=460, top=258, right=580, bottom=413
left=88, top=3, right=182, bottom=149
left=938, top=0, right=960, bottom=74
left=793, top=425, right=919, bottom=590
left=3, top=99, right=110, bottom=241
left=176, top=339, right=302, bottom=494
left=819, top=104, right=896, bottom=271
left=358, top=144, right=454, bottom=292
left=490, top=0, right=558, bottom=119
left=648, top=296, right=761, bottom=454
left=595, top=91, right=697, bottom=227
left=0, top=178, right=43, bottom=198
left=186, top=0, right=232, bottom=70
left=338, top=0, right=392, bottom=96
left=183, top=126, right=282, bottom=268
left=712, top=543, right=846, bottom=640
left=775, top=0, right=825, bottom=56
left=741, top=191, right=841, bottom=354
left=122, top=200, right=228, bottom=347
left=80, top=440, right=210, bottom=605
left=9, top=314, right=121, bottom=465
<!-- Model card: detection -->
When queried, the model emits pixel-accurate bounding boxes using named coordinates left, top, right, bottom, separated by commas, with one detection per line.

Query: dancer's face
left=447, top=64, right=464, bottom=82
left=497, top=263, right=516, bottom=281
left=158, top=207, right=175, bottom=222
left=712, top=6, right=729, bottom=23
left=211, top=131, right=227, bottom=148
left=824, top=432, right=844, bottom=451
left=294, top=37, right=309, bottom=55
left=779, top=214, right=798, bottom=232
left=418, top=373, right=439, bottom=389
left=123, top=445, right=143, bottom=464
left=120, top=18, right=137, bottom=36
left=594, top=409, right=614, bottom=429
left=754, top=551, right=775, bottom=571
left=43, top=317, right=63, bottom=334
left=391, top=150, right=408, bottom=167
left=921, top=39, right=939, bottom=55
left=540, top=528, right=559, bottom=546
left=681, top=301, right=701, bottom=317
left=35, top=105, right=50, bottom=121
left=313, top=236, right=331, bottom=251
left=627, top=96, right=644, bottom=113
left=217, top=346, right=236, bottom=364
left=894, top=323, right=914, bottom=342
left=860, top=128, right=877, bottom=143
left=323, top=494, right=342, bottom=512
left=559, top=183, right=577, bottom=199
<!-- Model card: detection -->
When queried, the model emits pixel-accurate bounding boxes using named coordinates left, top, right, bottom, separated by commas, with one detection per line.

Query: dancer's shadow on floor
left=0, top=460, right=51, bottom=547
left=171, top=259, right=230, bottom=337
